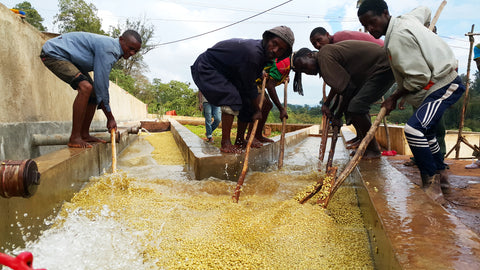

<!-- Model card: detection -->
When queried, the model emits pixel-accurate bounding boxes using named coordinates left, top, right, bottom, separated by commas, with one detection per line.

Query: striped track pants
left=404, top=76, right=465, bottom=176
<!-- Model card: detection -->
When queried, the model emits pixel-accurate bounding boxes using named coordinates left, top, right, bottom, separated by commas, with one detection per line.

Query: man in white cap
left=191, top=26, right=294, bottom=153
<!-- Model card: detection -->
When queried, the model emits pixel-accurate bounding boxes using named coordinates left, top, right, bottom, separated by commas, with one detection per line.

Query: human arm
left=93, top=47, right=119, bottom=113
left=387, top=31, right=432, bottom=93
left=382, top=87, right=409, bottom=115
left=322, top=80, right=356, bottom=118
left=98, top=102, right=117, bottom=131
left=266, top=78, right=288, bottom=120
left=406, top=6, right=431, bottom=27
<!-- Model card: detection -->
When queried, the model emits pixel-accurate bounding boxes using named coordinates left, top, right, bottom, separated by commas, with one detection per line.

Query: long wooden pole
left=326, top=123, right=340, bottom=170
left=111, top=129, right=117, bottom=173
left=278, top=80, right=289, bottom=169
left=429, top=0, right=447, bottom=31
left=232, top=77, right=267, bottom=203
left=446, top=24, right=476, bottom=158
left=318, top=82, right=328, bottom=163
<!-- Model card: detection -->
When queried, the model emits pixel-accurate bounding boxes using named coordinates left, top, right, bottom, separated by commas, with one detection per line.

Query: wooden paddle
left=278, top=80, right=289, bottom=169
left=111, top=128, right=117, bottom=173
left=232, top=76, right=267, bottom=203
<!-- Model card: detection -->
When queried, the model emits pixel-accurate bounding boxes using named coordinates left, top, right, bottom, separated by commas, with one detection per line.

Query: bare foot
left=256, top=136, right=274, bottom=143
left=68, top=138, right=92, bottom=148
left=251, top=138, right=263, bottom=148
left=83, top=135, right=106, bottom=143
left=220, top=144, right=243, bottom=154
left=235, top=138, right=262, bottom=148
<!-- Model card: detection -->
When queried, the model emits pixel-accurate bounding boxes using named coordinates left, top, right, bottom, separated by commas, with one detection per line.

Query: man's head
left=310, top=27, right=331, bottom=50
left=291, top=48, right=319, bottom=96
left=119, top=30, right=142, bottom=59
left=262, top=26, right=295, bottom=60
left=357, top=0, right=390, bottom=39
left=292, top=48, right=318, bottom=75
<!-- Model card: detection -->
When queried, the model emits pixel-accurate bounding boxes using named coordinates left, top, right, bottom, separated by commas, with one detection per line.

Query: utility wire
left=151, top=0, right=293, bottom=47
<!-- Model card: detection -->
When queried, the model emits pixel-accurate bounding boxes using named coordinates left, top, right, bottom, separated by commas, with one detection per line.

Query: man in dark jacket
left=191, top=26, right=294, bottom=153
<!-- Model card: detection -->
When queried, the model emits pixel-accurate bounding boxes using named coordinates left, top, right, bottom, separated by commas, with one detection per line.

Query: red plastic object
left=381, top=150, right=397, bottom=156
left=165, top=110, right=177, bottom=116
left=0, top=252, right=46, bottom=270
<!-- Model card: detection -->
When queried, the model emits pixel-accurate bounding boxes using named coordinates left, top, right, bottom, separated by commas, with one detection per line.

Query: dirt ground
left=386, top=155, right=480, bottom=235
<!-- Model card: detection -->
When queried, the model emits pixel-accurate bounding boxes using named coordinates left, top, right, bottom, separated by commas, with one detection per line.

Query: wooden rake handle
left=232, top=76, right=267, bottom=203
left=278, top=80, right=289, bottom=169
left=111, top=129, right=117, bottom=173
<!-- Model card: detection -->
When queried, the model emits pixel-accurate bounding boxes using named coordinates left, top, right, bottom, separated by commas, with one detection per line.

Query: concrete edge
left=0, top=126, right=139, bottom=251
left=169, top=118, right=319, bottom=180
left=342, top=127, right=480, bottom=269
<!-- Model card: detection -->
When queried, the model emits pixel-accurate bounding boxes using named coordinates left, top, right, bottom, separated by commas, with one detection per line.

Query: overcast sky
left=3, top=0, right=478, bottom=106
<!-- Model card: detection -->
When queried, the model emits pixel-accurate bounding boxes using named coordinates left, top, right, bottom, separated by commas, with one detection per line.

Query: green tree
left=109, top=69, right=136, bottom=94
left=54, top=0, right=104, bottom=34
left=150, top=79, right=198, bottom=116
left=13, top=1, right=46, bottom=31
left=108, top=16, right=155, bottom=76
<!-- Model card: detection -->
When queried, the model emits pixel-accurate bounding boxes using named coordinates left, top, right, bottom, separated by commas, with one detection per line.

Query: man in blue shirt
left=40, top=30, right=142, bottom=148
left=191, top=26, right=294, bottom=153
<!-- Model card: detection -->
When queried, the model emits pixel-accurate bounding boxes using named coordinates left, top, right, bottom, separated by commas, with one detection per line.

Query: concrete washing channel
left=1, top=118, right=480, bottom=269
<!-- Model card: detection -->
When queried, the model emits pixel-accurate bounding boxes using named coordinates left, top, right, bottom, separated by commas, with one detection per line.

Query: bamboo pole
left=111, top=129, right=117, bottom=173
left=278, top=80, right=289, bottom=169
left=232, top=77, right=267, bottom=203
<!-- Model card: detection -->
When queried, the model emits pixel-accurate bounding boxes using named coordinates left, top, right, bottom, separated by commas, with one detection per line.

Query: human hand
left=321, top=104, right=332, bottom=118
left=107, top=118, right=117, bottom=132
left=279, top=108, right=288, bottom=120
left=382, top=97, right=397, bottom=116
left=398, top=97, right=406, bottom=110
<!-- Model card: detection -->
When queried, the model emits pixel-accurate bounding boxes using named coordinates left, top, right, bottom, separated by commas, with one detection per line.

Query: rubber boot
left=437, top=169, right=450, bottom=190
left=420, top=174, right=431, bottom=188
left=423, top=174, right=446, bottom=205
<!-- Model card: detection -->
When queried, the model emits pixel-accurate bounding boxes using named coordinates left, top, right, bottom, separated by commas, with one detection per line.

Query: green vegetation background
left=19, top=0, right=480, bottom=131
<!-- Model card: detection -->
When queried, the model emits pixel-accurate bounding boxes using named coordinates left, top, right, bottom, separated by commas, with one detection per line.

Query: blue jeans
left=404, top=76, right=465, bottom=176
left=203, top=102, right=221, bottom=138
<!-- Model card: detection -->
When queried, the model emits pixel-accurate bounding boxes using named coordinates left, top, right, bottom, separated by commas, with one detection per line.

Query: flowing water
left=6, top=132, right=373, bottom=269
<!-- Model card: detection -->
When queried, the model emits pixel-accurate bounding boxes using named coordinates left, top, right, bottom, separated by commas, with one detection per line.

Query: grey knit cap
left=264, top=26, right=294, bottom=47
left=263, top=26, right=295, bottom=59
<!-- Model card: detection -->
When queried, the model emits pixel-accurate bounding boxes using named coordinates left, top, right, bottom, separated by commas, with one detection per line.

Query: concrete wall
left=0, top=4, right=147, bottom=160
left=375, top=124, right=480, bottom=158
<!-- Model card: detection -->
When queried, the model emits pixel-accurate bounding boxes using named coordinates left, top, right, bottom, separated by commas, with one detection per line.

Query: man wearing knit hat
left=191, top=26, right=294, bottom=153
